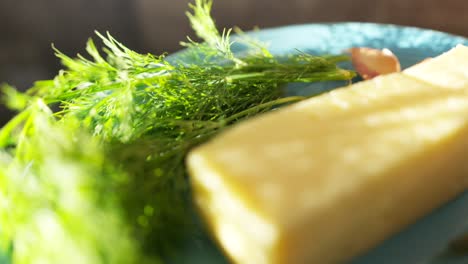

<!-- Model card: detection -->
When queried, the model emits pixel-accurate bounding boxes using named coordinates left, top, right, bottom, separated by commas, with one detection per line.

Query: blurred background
left=1, top=0, right=467, bottom=125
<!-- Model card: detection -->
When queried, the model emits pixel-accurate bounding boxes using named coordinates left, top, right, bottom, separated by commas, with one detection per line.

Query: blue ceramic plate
left=171, top=23, right=468, bottom=264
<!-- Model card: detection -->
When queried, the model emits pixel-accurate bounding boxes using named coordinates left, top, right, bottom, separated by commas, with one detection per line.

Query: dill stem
left=15, top=112, right=35, bottom=161
left=225, top=72, right=265, bottom=82
left=0, top=108, right=31, bottom=148
left=222, top=96, right=305, bottom=124
left=295, top=69, right=355, bottom=82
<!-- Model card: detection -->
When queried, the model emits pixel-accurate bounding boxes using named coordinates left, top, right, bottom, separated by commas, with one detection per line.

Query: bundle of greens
left=0, top=0, right=354, bottom=263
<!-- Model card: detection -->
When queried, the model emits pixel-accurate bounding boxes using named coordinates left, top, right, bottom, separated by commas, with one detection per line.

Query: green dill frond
left=1, top=84, right=29, bottom=111
left=0, top=103, right=149, bottom=264
left=233, top=26, right=274, bottom=58
left=184, top=0, right=243, bottom=65
left=186, top=0, right=220, bottom=49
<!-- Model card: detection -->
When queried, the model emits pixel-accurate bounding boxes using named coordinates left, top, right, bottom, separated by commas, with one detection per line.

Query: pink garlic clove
left=348, top=47, right=401, bottom=80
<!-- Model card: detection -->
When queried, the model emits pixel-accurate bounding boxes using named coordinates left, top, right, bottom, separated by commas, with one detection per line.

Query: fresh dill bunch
left=0, top=0, right=355, bottom=263
left=0, top=101, right=150, bottom=264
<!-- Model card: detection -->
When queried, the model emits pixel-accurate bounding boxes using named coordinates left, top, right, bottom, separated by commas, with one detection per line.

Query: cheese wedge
left=187, top=45, right=468, bottom=264
left=404, top=45, right=468, bottom=89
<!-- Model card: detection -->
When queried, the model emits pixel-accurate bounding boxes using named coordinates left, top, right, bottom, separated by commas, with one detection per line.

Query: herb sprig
left=0, top=0, right=354, bottom=263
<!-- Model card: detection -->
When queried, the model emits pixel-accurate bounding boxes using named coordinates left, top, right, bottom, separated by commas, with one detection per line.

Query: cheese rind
left=187, top=46, right=468, bottom=264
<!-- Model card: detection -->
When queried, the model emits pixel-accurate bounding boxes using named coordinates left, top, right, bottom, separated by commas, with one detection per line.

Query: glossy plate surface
left=172, top=23, right=468, bottom=264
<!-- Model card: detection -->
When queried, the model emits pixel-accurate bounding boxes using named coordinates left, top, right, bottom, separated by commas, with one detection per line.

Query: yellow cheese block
left=404, top=45, right=468, bottom=89
left=187, top=46, right=468, bottom=264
